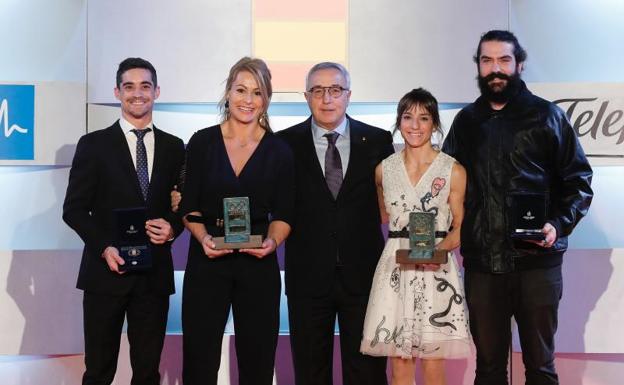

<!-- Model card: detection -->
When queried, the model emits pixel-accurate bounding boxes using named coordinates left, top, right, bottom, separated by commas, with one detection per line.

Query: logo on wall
left=528, top=83, right=624, bottom=163
left=0, top=85, right=35, bottom=160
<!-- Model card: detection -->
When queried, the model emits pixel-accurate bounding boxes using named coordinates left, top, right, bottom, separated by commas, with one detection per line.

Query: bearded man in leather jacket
left=442, top=30, right=593, bottom=385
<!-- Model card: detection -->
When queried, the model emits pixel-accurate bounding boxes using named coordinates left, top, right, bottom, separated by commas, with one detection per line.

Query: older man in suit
left=277, top=62, right=394, bottom=385
left=63, top=57, right=185, bottom=385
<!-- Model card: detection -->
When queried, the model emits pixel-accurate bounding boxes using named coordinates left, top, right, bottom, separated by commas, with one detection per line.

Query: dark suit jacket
left=277, top=116, right=394, bottom=298
left=63, top=121, right=185, bottom=296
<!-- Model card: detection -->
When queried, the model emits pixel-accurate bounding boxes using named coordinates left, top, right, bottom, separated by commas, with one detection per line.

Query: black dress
left=180, top=125, right=294, bottom=385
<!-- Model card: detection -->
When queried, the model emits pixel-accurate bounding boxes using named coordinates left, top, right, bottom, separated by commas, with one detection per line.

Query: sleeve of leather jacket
left=442, top=111, right=463, bottom=164
left=548, top=110, right=594, bottom=238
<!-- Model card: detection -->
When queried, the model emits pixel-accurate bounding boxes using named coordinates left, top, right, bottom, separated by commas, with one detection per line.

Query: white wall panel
left=87, top=0, right=252, bottom=103
left=569, top=166, right=624, bottom=249
left=511, top=0, right=624, bottom=83
left=0, top=250, right=83, bottom=355
left=0, top=0, right=86, bottom=83
left=0, top=166, right=82, bottom=250
left=348, top=0, right=508, bottom=102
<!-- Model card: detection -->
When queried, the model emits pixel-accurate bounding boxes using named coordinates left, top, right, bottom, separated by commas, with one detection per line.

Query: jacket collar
left=297, top=114, right=366, bottom=201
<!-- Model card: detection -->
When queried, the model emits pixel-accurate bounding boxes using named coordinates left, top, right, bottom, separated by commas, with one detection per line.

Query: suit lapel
left=110, top=121, right=144, bottom=201
left=149, top=127, right=166, bottom=204
left=299, top=118, right=328, bottom=181
left=337, top=117, right=366, bottom=201
left=300, top=117, right=372, bottom=201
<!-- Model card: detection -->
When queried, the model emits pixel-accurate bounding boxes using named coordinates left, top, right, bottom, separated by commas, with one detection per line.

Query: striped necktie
left=324, top=131, right=343, bottom=199
left=131, top=128, right=151, bottom=200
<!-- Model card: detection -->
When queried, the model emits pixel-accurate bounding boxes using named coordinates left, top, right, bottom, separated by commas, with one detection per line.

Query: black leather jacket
left=442, top=82, right=593, bottom=273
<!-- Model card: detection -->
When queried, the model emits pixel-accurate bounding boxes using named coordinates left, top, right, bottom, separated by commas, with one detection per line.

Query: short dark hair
left=393, top=88, right=443, bottom=146
left=116, top=57, right=157, bottom=88
left=473, top=30, right=527, bottom=64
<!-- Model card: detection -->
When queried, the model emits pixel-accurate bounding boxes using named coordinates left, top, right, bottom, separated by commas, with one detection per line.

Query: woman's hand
left=240, top=237, right=277, bottom=259
left=201, top=234, right=233, bottom=258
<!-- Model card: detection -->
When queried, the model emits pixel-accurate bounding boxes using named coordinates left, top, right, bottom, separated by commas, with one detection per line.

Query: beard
left=477, top=71, right=522, bottom=104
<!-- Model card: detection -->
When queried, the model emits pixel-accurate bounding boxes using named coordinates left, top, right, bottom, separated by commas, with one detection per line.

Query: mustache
left=481, top=72, right=512, bottom=82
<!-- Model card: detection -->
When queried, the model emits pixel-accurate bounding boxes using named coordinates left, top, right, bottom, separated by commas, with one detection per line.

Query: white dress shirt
left=119, top=117, right=155, bottom=181
left=312, top=117, right=350, bottom=177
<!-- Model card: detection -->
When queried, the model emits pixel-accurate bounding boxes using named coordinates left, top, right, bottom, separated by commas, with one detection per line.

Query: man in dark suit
left=277, top=62, right=394, bottom=385
left=63, top=58, right=185, bottom=385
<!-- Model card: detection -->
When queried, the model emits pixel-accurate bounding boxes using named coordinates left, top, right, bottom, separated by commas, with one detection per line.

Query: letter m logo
left=0, top=84, right=35, bottom=160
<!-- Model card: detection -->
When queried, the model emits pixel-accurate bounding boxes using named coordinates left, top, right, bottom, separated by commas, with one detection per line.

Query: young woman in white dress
left=360, top=88, right=471, bottom=385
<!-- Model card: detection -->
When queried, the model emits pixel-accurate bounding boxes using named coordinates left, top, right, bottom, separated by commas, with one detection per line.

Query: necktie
left=132, top=128, right=151, bottom=200
left=324, top=132, right=343, bottom=199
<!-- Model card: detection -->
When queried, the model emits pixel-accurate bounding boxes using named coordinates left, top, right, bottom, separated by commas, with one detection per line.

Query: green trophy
left=213, top=197, right=263, bottom=250
left=396, top=212, right=448, bottom=264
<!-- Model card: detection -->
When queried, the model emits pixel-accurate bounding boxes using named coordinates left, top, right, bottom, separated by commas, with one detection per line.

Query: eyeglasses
left=306, top=86, right=349, bottom=99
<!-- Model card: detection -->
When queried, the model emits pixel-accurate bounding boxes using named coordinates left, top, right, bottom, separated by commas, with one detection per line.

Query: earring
left=224, top=100, right=230, bottom=119
left=258, top=112, right=269, bottom=128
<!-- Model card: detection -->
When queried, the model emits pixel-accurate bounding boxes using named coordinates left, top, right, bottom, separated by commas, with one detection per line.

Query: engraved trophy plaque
left=212, top=197, right=263, bottom=250
left=396, top=212, right=448, bottom=264
left=113, top=207, right=152, bottom=271
left=509, top=192, right=547, bottom=241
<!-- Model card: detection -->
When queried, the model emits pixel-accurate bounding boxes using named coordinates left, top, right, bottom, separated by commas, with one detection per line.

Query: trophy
left=396, top=212, right=448, bottom=264
left=113, top=207, right=151, bottom=271
left=212, top=197, right=263, bottom=250
left=509, top=192, right=547, bottom=240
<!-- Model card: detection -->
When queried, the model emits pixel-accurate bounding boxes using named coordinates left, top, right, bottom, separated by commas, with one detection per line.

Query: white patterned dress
left=360, top=151, right=472, bottom=359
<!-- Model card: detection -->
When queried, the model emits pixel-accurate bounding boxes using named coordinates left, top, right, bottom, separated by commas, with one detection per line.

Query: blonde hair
left=219, top=57, right=273, bottom=131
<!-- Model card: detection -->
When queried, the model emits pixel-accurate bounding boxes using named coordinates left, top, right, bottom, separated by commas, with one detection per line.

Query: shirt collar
left=311, top=116, right=349, bottom=141
left=119, top=117, right=154, bottom=134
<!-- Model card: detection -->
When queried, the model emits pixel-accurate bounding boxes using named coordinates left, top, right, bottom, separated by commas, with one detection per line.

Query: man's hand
left=527, top=222, right=557, bottom=248
left=102, top=246, right=125, bottom=274
left=171, top=187, right=181, bottom=213
left=146, top=218, right=174, bottom=244
left=540, top=222, right=557, bottom=248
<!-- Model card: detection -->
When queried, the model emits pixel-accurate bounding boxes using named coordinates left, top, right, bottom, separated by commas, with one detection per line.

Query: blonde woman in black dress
left=179, top=57, right=294, bottom=385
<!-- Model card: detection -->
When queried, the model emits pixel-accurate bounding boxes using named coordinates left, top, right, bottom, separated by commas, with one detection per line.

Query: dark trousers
left=288, top=270, right=388, bottom=385
left=82, top=277, right=169, bottom=385
left=465, top=265, right=562, bottom=385
left=182, top=252, right=281, bottom=385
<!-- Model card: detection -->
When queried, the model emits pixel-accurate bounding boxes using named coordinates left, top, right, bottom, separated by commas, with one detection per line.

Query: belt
left=388, top=227, right=448, bottom=239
